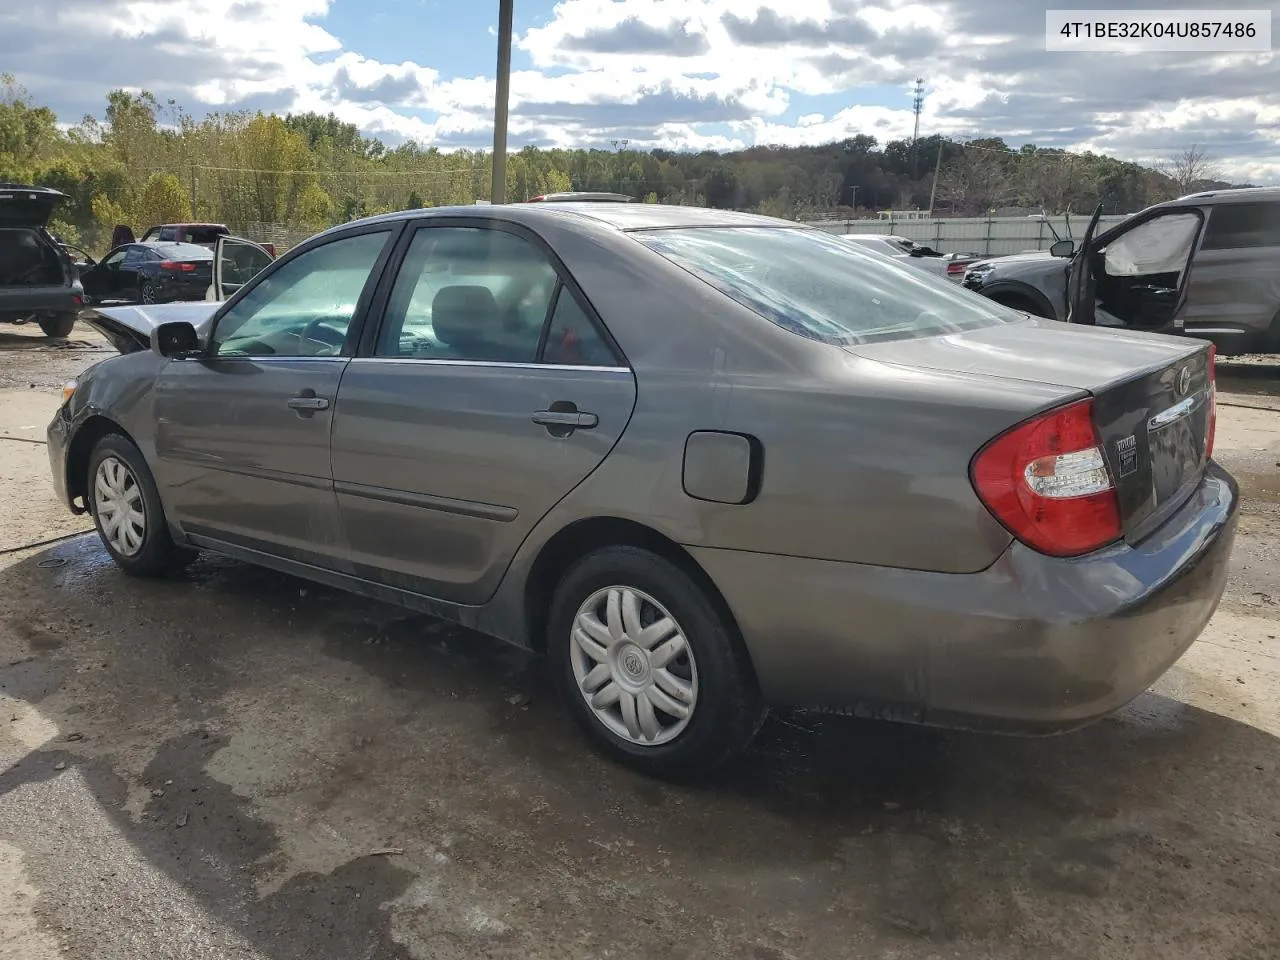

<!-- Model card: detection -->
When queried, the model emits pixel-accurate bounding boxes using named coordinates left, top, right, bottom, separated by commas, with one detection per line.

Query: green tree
left=136, top=172, right=191, bottom=228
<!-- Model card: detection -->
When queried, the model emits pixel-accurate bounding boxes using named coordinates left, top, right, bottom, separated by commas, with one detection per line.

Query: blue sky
left=2, top=0, right=1276, bottom=182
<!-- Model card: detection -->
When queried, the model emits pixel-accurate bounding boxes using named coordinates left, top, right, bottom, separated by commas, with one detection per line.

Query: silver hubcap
left=570, top=586, right=698, bottom=746
left=93, top=456, right=146, bottom=556
left=141, top=284, right=156, bottom=304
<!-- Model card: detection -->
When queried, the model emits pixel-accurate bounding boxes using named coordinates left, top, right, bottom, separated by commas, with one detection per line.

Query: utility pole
left=910, top=78, right=924, bottom=180
left=490, top=0, right=514, bottom=204
left=928, top=141, right=944, bottom=214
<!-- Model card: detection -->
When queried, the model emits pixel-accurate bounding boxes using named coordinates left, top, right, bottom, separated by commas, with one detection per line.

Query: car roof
left=351, top=202, right=803, bottom=235
left=1171, top=185, right=1280, bottom=205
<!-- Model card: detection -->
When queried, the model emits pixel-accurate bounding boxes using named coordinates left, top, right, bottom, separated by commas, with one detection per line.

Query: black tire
left=547, top=546, right=765, bottom=779
left=87, top=434, right=196, bottom=577
left=140, top=280, right=159, bottom=305
left=38, top=313, right=77, bottom=338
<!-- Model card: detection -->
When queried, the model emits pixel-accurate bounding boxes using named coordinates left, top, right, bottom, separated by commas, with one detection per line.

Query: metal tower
left=911, top=78, right=925, bottom=179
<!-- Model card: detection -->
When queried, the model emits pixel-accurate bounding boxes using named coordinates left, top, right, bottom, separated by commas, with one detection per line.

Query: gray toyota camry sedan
left=48, top=203, right=1237, bottom=778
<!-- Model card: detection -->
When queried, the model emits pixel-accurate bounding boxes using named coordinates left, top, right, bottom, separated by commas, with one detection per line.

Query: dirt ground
left=1, top=319, right=1278, bottom=960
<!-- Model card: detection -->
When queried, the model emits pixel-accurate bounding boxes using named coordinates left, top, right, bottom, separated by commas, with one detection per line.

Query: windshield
left=634, top=227, right=1019, bottom=345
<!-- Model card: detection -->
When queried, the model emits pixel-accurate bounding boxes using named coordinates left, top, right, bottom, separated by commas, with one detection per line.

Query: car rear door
left=152, top=225, right=399, bottom=566
left=329, top=220, right=637, bottom=605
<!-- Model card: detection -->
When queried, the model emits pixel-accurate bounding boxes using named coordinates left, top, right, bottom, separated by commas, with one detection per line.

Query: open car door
left=1065, top=204, right=1103, bottom=325
left=207, top=235, right=275, bottom=301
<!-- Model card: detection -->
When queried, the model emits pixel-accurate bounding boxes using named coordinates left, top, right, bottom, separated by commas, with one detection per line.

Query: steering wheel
left=301, top=317, right=348, bottom=353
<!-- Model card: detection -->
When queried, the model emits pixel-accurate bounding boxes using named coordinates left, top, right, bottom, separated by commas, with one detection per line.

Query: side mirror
left=1050, top=239, right=1076, bottom=258
left=151, top=321, right=201, bottom=358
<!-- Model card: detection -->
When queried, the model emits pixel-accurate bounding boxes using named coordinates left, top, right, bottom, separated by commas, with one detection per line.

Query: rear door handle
left=532, top=409, right=597, bottom=429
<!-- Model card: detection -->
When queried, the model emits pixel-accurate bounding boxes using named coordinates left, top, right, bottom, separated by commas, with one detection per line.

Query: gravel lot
left=2, top=320, right=1278, bottom=960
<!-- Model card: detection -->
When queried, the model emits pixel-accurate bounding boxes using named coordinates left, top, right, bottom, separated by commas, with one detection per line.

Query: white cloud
left=1, top=0, right=1276, bottom=183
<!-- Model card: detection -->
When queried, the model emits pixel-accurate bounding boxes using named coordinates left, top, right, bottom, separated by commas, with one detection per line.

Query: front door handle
left=287, top=396, right=329, bottom=410
left=532, top=409, right=598, bottom=429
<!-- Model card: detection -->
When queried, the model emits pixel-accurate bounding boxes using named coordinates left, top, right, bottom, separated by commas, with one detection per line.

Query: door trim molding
left=334, top=479, right=518, bottom=522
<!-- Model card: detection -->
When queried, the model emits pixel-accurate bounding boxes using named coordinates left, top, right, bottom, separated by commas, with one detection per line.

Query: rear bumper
left=0, top=285, right=82, bottom=321
left=156, top=274, right=211, bottom=303
left=691, top=461, right=1238, bottom=733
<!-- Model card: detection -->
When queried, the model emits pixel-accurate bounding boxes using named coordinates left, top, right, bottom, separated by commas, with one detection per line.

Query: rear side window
left=635, top=227, right=1017, bottom=345
left=1201, top=203, right=1280, bottom=250
left=157, top=227, right=178, bottom=241
left=376, top=226, right=559, bottom=362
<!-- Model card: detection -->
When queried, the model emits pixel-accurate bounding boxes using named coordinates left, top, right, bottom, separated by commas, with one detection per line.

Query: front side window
left=635, top=227, right=1017, bottom=345
left=211, top=230, right=390, bottom=358
left=377, top=226, right=559, bottom=362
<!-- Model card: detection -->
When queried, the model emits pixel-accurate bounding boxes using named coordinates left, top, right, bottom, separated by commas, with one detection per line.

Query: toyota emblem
left=1175, top=366, right=1191, bottom=396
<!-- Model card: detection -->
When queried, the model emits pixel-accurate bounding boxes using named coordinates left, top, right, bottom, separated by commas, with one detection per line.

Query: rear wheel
left=88, top=434, right=196, bottom=577
left=38, top=313, right=77, bottom=338
left=140, top=280, right=159, bottom=305
left=547, top=546, right=765, bottom=779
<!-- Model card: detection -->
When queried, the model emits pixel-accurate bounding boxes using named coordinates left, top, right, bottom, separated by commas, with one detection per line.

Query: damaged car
left=53, top=203, right=1237, bottom=778
left=0, top=183, right=85, bottom=338
left=963, top=187, right=1280, bottom=355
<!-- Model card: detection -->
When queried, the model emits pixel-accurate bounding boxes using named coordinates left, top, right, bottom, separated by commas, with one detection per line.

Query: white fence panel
left=806, top=215, right=1130, bottom=256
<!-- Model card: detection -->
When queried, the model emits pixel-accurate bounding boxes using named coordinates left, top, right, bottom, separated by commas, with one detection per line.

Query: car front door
left=82, top=248, right=128, bottom=301
left=330, top=221, right=637, bottom=604
left=1071, top=206, right=1204, bottom=334
left=152, top=225, right=398, bottom=565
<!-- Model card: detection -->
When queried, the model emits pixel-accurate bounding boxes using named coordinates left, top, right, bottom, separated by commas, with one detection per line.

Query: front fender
left=975, top=280, right=1062, bottom=321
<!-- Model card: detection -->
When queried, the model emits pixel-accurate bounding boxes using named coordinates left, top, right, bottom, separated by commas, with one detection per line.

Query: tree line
left=0, top=75, right=1235, bottom=253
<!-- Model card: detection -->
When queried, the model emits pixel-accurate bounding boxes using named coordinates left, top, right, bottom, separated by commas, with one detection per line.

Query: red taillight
left=946, top=261, right=968, bottom=275
left=71, top=294, right=83, bottom=307
left=971, top=398, right=1122, bottom=557
left=528, top=195, right=546, bottom=202
left=160, top=261, right=196, bottom=272
left=1206, top=344, right=1217, bottom=460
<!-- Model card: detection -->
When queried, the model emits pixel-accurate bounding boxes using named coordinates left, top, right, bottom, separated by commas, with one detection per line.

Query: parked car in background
left=141, top=223, right=276, bottom=258
left=80, top=241, right=213, bottom=306
left=526, top=192, right=634, bottom=202
left=0, top=183, right=84, bottom=337
left=56, top=203, right=1236, bottom=778
left=840, top=234, right=981, bottom=282
left=963, top=187, right=1280, bottom=354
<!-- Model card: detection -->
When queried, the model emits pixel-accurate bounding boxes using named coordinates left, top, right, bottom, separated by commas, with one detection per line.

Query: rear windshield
left=151, top=242, right=213, bottom=260
left=634, top=226, right=1018, bottom=345
left=181, top=226, right=228, bottom=244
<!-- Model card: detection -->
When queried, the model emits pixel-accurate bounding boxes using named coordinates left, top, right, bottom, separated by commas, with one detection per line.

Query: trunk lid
left=849, top=318, right=1213, bottom=540
left=0, top=185, right=66, bottom=227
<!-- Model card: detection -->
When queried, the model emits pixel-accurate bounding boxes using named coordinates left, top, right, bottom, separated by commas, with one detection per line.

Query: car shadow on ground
left=1, top=540, right=1278, bottom=957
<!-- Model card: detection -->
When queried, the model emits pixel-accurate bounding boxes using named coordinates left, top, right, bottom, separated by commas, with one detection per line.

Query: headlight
left=61, top=379, right=78, bottom=406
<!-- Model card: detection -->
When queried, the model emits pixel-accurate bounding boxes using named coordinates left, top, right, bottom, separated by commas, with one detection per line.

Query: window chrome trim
left=348, top=357, right=631, bottom=373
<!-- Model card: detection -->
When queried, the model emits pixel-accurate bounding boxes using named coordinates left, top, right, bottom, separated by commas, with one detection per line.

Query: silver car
left=49, top=204, right=1237, bottom=778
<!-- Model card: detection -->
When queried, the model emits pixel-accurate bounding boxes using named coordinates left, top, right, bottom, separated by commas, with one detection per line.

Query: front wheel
left=88, top=434, right=196, bottom=577
left=38, top=313, right=77, bottom=338
left=547, top=546, right=765, bottom=779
